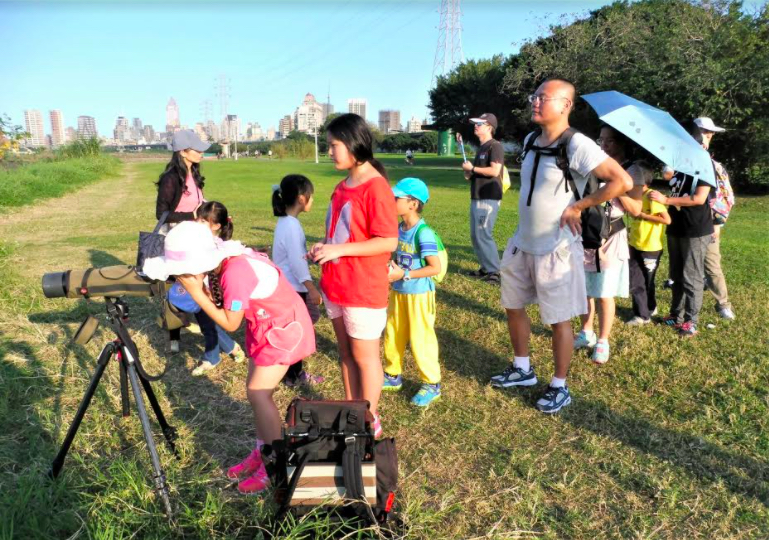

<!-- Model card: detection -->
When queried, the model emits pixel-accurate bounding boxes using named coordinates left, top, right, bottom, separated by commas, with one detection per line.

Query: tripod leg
left=138, top=373, right=178, bottom=456
left=123, top=349, right=174, bottom=517
left=49, top=343, right=116, bottom=479
left=119, top=359, right=130, bottom=417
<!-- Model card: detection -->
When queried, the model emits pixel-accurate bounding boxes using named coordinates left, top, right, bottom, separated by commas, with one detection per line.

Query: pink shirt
left=175, top=173, right=204, bottom=213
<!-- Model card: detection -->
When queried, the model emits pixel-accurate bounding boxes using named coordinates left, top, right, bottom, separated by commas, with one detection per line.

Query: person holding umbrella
left=461, top=113, right=505, bottom=284
left=649, top=125, right=714, bottom=337
left=490, top=79, right=632, bottom=413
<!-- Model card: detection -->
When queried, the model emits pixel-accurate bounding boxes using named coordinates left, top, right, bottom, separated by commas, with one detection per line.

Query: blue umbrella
left=582, top=91, right=716, bottom=188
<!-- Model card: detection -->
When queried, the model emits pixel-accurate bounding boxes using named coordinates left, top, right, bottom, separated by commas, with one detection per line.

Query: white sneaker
left=184, top=323, right=202, bottom=335
left=718, top=308, right=735, bottom=320
left=229, top=344, right=246, bottom=363
left=574, top=330, right=597, bottom=349
left=626, top=316, right=651, bottom=326
left=169, top=340, right=180, bottom=353
left=650, top=308, right=658, bottom=317
left=192, top=360, right=219, bottom=376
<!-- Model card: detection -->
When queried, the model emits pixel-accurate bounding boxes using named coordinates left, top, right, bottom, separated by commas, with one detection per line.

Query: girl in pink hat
left=144, top=221, right=316, bottom=494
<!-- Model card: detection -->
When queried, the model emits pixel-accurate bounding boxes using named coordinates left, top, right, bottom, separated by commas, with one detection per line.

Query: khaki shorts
left=500, top=239, right=588, bottom=325
left=322, top=293, right=387, bottom=340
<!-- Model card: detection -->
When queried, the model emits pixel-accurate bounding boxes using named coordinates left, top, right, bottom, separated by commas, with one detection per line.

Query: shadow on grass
left=563, top=398, right=769, bottom=507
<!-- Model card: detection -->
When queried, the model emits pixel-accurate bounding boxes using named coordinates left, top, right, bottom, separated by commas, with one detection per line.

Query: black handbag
left=136, top=211, right=169, bottom=271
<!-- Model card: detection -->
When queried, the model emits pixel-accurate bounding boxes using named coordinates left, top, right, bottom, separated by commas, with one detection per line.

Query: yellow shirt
left=629, top=192, right=667, bottom=252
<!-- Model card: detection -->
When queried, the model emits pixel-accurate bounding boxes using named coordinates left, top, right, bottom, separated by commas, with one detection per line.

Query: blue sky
left=2, top=0, right=612, bottom=136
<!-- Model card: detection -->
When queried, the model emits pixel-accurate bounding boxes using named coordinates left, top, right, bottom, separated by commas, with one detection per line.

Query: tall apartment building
left=205, top=120, right=219, bottom=141
left=347, top=98, right=367, bottom=120
left=320, top=102, right=334, bottom=122
left=221, top=114, right=240, bottom=141
left=166, top=98, right=180, bottom=132
left=378, top=110, right=401, bottom=134
left=49, top=110, right=65, bottom=147
left=143, top=125, right=156, bottom=142
left=114, top=116, right=129, bottom=141
left=24, top=109, right=45, bottom=147
left=278, top=115, right=293, bottom=138
left=266, top=126, right=277, bottom=141
left=65, top=127, right=77, bottom=142
left=406, top=116, right=424, bottom=133
left=294, top=93, right=324, bottom=134
left=131, top=118, right=143, bottom=139
left=77, top=116, right=98, bottom=139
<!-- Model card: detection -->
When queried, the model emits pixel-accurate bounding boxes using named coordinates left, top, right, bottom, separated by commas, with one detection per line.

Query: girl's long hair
left=156, top=151, right=205, bottom=192
left=272, top=174, right=314, bottom=217
left=197, top=200, right=233, bottom=240
left=326, top=113, right=388, bottom=179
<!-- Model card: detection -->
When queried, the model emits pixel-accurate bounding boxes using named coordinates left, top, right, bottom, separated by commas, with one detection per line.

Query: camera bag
left=265, top=398, right=398, bottom=524
left=136, top=211, right=169, bottom=271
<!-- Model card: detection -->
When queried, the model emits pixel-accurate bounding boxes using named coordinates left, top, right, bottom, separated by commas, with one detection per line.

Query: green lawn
left=1, top=154, right=767, bottom=539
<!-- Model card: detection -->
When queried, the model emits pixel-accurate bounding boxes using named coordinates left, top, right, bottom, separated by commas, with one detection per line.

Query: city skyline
left=2, top=1, right=613, bottom=138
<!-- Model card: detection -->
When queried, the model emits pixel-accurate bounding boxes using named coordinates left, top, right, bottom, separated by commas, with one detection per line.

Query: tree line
left=429, top=0, right=769, bottom=190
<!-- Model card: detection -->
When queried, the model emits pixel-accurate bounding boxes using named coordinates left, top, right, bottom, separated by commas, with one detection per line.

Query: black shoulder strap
left=557, top=127, right=578, bottom=194
left=520, top=128, right=542, bottom=162
left=342, top=436, right=366, bottom=502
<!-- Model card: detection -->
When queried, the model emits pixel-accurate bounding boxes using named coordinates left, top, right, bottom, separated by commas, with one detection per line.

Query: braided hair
left=206, top=270, right=224, bottom=308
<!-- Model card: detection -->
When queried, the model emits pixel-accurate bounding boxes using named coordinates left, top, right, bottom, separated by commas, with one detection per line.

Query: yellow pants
left=383, top=290, right=441, bottom=384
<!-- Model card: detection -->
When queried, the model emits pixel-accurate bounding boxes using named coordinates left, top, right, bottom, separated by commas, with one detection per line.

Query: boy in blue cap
left=383, top=177, right=443, bottom=407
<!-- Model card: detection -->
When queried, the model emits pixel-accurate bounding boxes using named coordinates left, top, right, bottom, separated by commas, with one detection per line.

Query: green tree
left=0, top=114, right=29, bottom=161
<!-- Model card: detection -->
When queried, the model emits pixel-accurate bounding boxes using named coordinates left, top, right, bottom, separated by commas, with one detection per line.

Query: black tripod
left=48, top=298, right=178, bottom=517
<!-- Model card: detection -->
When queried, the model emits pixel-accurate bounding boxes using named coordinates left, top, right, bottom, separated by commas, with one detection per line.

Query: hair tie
left=227, top=216, right=233, bottom=223
left=271, top=184, right=281, bottom=193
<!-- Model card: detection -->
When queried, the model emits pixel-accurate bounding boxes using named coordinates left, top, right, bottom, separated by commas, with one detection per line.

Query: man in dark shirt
left=461, top=113, right=505, bottom=283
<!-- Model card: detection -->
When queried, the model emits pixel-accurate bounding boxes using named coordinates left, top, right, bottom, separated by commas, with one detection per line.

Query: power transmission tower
left=431, top=0, right=464, bottom=88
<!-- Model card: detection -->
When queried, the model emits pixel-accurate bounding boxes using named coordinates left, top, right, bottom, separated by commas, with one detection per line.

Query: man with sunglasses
left=490, top=78, right=632, bottom=413
left=461, top=112, right=505, bottom=284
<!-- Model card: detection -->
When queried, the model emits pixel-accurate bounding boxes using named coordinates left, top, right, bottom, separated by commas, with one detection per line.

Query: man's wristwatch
left=403, top=270, right=411, bottom=282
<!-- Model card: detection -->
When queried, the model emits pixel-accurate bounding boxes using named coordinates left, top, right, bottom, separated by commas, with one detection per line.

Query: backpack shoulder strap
left=557, top=127, right=579, bottom=196
left=520, top=128, right=542, bottom=161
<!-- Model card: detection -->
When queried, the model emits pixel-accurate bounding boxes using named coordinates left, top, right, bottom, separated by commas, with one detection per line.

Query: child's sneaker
left=574, top=330, right=597, bottom=349
left=237, top=463, right=269, bottom=494
left=535, top=385, right=572, bottom=414
left=679, top=321, right=698, bottom=337
left=411, top=384, right=441, bottom=407
left=625, top=316, right=650, bottom=326
left=227, top=448, right=263, bottom=479
left=662, top=315, right=682, bottom=329
left=592, top=340, right=610, bottom=364
left=490, top=365, right=537, bottom=387
left=382, top=373, right=403, bottom=391
left=228, top=344, right=246, bottom=363
left=192, top=360, right=219, bottom=376
left=168, top=340, right=180, bottom=354
left=184, top=323, right=202, bottom=335
left=371, top=412, right=383, bottom=439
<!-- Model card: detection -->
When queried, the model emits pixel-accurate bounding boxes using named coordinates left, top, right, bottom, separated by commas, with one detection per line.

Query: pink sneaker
left=371, top=412, right=383, bottom=440
left=237, top=463, right=269, bottom=494
left=226, top=448, right=263, bottom=480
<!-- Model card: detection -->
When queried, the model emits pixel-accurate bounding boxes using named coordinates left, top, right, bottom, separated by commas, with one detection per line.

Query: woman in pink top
left=155, top=130, right=210, bottom=351
left=155, top=130, right=209, bottom=229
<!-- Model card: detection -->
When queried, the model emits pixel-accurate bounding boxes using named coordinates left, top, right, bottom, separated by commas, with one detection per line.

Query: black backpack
left=521, top=127, right=624, bottom=271
left=264, top=399, right=398, bottom=525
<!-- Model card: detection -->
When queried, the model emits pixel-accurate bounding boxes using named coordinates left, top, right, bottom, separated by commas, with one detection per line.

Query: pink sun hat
left=142, top=221, right=247, bottom=281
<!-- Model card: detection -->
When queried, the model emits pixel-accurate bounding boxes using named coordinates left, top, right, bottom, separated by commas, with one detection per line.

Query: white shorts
left=500, top=239, right=588, bottom=325
left=322, top=293, right=387, bottom=340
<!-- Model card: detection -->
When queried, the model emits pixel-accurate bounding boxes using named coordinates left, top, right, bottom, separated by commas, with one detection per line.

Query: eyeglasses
left=527, top=94, right=569, bottom=105
left=596, top=138, right=616, bottom=145
left=473, top=122, right=488, bottom=128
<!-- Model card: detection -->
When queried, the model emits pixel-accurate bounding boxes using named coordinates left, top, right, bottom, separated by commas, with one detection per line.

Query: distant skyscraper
left=131, top=117, right=143, bottom=139
left=143, top=125, right=156, bottom=142
left=378, top=110, right=402, bottom=134
left=221, top=114, right=240, bottom=141
left=347, top=99, right=367, bottom=120
left=194, top=122, right=207, bottom=142
left=266, top=126, right=276, bottom=141
left=77, top=116, right=98, bottom=139
left=49, top=110, right=65, bottom=147
left=205, top=120, right=219, bottom=141
left=320, top=103, right=334, bottom=123
left=65, top=126, right=77, bottom=142
left=294, top=93, right=324, bottom=134
left=114, top=116, right=129, bottom=141
left=166, top=98, right=180, bottom=132
left=23, top=109, right=45, bottom=147
left=278, top=115, right=293, bottom=138
left=406, top=116, right=424, bottom=133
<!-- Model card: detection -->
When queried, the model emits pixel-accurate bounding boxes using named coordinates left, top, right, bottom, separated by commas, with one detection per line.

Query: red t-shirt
left=320, top=176, right=398, bottom=308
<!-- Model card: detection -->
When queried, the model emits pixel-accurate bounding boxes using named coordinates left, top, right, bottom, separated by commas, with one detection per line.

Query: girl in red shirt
left=309, top=113, right=398, bottom=438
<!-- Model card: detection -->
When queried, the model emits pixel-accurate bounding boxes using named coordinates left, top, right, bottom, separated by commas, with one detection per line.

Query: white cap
left=694, top=117, right=725, bottom=133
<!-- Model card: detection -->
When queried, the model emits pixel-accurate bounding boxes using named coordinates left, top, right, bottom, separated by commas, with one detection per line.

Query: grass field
left=1, top=154, right=767, bottom=539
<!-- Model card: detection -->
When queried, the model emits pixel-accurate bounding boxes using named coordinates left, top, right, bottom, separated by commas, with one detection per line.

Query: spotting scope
left=42, top=265, right=163, bottom=299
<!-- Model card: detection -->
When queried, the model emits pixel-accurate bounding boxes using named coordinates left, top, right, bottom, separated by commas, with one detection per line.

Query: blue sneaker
left=535, top=385, right=572, bottom=414
left=382, top=373, right=403, bottom=391
left=411, top=384, right=441, bottom=407
left=490, top=364, right=538, bottom=387
left=574, top=330, right=597, bottom=350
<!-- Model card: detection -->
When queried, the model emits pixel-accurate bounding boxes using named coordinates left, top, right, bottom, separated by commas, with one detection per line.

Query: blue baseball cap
left=392, top=177, right=429, bottom=204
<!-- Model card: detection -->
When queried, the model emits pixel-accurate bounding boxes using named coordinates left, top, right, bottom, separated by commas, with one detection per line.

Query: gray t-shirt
left=512, top=131, right=609, bottom=255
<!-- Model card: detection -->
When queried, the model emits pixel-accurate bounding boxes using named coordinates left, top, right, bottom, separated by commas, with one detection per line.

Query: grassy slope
left=0, top=155, right=767, bottom=539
